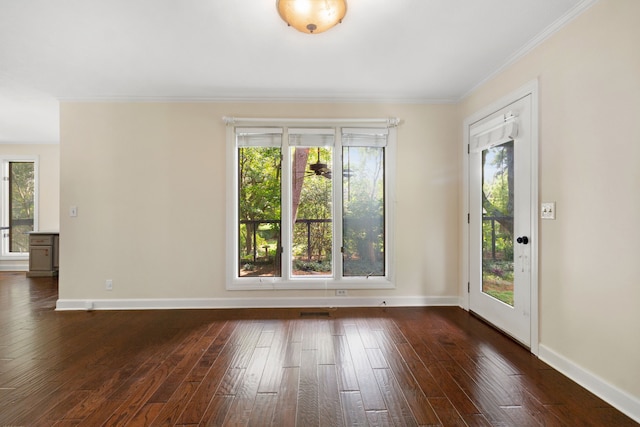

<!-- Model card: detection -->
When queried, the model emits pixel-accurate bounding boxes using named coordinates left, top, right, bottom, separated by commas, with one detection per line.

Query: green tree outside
left=9, top=162, right=35, bottom=253
left=482, top=142, right=514, bottom=305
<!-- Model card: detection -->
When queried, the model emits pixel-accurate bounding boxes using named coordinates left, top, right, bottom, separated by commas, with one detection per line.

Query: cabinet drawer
left=30, top=235, right=53, bottom=246
left=30, top=246, right=53, bottom=271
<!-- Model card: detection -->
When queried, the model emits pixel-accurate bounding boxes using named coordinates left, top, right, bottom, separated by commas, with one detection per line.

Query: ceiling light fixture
left=277, top=0, right=347, bottom=34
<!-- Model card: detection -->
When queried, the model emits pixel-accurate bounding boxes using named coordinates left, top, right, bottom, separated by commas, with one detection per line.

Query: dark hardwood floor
left=0, top=272, right=636, bottom=426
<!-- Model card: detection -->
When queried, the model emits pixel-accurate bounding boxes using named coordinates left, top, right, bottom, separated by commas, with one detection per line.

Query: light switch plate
left=541, top=202, right=556, bottom=219
left=70, top=206, right=78, bottom=217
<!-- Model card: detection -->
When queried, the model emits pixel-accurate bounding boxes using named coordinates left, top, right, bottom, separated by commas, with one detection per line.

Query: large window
left=227, top=120, right=396, bottom=290
left=1, top=157, right=38, bottom=258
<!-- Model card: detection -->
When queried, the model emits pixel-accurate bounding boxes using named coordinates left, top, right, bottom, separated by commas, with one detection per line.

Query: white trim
left=333, top=131, right=343, bottom=278
left=0, top=260, right=28, bottom=271
left=529, top=84, right=540, bottom=357
left=62, top=95, right=457, bottom=105
left=384, top=127, right=398, bottom=287
left=55, top=295, right=460, bottom=311
left=539, top=344, right=640, bottom=423
left=227, top=277, right=395, bottom=291
left=225, top=124, right=238, bottom=292
left=462, top=79, right=539, bottom=355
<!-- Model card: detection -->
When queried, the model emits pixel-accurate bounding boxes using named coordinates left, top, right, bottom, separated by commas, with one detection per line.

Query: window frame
left=1, top=156, right=39, bottom=260
left=225, top=118, right=397, bottom=291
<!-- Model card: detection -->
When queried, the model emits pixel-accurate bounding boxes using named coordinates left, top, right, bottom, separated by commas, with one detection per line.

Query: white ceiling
left=0, top=0, right=594, bottom=144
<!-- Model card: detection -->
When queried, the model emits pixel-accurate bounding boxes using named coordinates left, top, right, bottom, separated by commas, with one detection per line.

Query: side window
left=2, top=158, right=38, bottom=257
left=341, top=128, right=388, bottom=277
left=236, top=128, right=283, bottom=277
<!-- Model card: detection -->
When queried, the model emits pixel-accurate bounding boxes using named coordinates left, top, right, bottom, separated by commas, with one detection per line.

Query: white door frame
left=461, top=79, right=539, bottom=355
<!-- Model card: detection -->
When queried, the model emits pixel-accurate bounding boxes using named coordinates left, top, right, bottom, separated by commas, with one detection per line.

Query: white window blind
left=236, top=127, right=283, bottom=147
left=342, top=128, right=389, bottom=147
left=469, top=113, right=518, bottom=153
left=288, top=128, right=335, bottom=147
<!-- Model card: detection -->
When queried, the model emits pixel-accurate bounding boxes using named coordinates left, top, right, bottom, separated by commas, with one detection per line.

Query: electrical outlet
left=335, top=289, right=348, bottom=296
left=105, top=279, right=113, bottom=291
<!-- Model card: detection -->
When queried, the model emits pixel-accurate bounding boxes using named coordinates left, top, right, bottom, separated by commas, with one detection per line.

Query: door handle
left=516, top=236, right=529, bottom=245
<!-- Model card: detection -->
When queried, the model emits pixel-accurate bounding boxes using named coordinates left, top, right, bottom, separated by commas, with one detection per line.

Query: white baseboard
left=538, top=344, right=640, bottom=423
left=0, top=262, right=28, bottom=271
left=55, top=295, right=459, bottom=311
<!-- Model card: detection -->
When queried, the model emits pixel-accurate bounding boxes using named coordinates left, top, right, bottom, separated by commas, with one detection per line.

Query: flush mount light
left=277, top=0, right=347, bottom=34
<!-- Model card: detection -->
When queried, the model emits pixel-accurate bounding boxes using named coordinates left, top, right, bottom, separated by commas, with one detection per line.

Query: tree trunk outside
left=291, top=148, right=309, bottom=224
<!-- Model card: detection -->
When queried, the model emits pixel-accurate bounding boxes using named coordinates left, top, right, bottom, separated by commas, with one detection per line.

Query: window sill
left=0, top=255, right=29, bottom=261
left=227, top=277, right=395, bottom=291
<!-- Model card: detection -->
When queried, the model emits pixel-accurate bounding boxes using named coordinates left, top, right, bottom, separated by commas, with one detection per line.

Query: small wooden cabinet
left=27, top=232, right=59, bottom=277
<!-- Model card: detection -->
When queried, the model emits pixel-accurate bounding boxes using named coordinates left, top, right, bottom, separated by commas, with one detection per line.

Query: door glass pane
left=291, top=147, right=332, bottom=276
left=482, top=141, right=514, bottom=306
left=343, top=146, right=385, bottom=276
left=238, top=147, right=281, bottom=277
left=9, top=162, right=35, bottom=253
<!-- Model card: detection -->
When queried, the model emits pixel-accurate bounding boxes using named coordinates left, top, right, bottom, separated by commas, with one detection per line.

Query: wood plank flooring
left=0, top=272, right=636, bottom=426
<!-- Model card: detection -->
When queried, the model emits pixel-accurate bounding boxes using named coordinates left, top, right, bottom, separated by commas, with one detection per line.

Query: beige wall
left=0, top=144, right=59, bottom=269
left=459, top=0, right=640, bottom=403
left=59, top=102, right=459, bottom=302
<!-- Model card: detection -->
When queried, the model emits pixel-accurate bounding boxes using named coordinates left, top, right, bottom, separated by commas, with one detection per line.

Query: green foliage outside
left=484, top=288, right=514, bottom=306
left=292, top=259, right=331, bottom=273
left=482, top=143, right=514, bottom=306
left=9, top=162, right=35, bottom=253
left=238, top=147, right=281, bottom=276
left=342, top=146, right=385, bottom=276
left=292, top=157, right=332, bottom=265
left=238, top=145, right=386, bottom=278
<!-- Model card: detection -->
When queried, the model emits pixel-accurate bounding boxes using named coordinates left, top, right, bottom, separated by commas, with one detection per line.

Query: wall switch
left=105, top=279, right=113, bottom=291
left=541, top=202, right=556, bottom=220
left=335, top=289, right=348, bottom=296
left=70, top=206, right=78, bottom=217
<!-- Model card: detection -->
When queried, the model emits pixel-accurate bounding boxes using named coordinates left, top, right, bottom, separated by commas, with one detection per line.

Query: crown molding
left=57, top=94, right=458, bottom=105
left=460, top=0, right=599, bottom=101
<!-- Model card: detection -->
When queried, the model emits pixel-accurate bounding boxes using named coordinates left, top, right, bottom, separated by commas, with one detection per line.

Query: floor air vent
left=299, top=311, right=331, bottom=317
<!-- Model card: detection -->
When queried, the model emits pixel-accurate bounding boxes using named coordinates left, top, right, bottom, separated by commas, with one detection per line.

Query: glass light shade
left=277, top=0, right=347, bottom=34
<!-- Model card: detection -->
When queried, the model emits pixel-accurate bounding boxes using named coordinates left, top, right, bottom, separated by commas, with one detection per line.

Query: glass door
left=469, top=94, right=533, bottom=347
